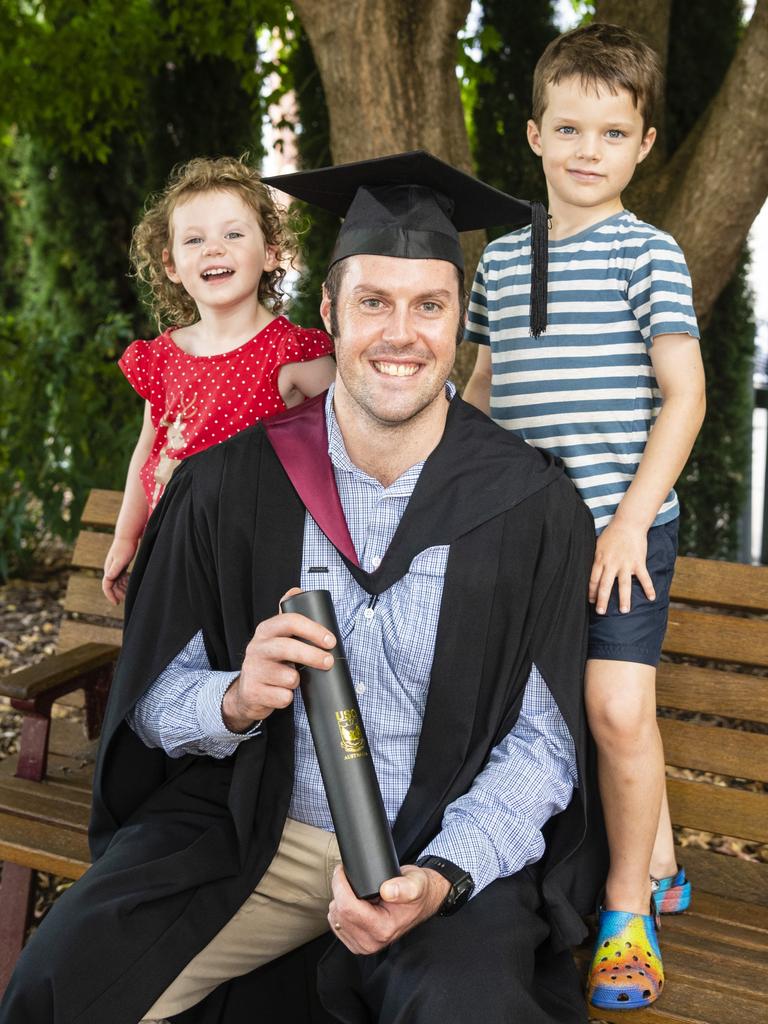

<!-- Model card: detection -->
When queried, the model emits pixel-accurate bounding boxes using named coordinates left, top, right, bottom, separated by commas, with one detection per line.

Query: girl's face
left=163, top=189, right=278, bottom=318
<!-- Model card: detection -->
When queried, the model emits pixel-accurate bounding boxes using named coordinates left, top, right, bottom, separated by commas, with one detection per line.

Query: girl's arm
left=278, top=355, right=336, bottom=408
left=102, top=402, right=155, bottom=606
left=463, top=344, right=492, bottom=415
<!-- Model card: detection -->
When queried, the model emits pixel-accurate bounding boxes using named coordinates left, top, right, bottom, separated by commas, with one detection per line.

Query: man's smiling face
left=321, top=254, right=461, bottom=429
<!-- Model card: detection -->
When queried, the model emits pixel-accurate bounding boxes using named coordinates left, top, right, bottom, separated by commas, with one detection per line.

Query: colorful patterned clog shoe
left=651, top=866, right=691, bottom=914
left=587, top=908, right=664, bottom=1011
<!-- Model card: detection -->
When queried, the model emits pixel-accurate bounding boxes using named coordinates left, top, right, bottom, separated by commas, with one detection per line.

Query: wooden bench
left=579, top=557, right=768, bottom=1024
left=0, top=489, right=122, bottom=989
left=1, top=491, right=767, bottom=1024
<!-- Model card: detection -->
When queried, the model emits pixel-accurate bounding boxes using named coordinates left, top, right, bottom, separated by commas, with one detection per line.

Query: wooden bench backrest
left=660, top=557, right=768, bottom=907
left=58, top=490, right=124, bottom=653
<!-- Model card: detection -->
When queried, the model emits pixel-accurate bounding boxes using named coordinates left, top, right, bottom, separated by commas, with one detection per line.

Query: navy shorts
left=587, top=518, right=679, bottom=667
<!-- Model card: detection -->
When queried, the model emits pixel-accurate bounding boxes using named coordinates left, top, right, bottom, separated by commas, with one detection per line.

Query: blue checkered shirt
left=128, top=385, right=578, bottom=894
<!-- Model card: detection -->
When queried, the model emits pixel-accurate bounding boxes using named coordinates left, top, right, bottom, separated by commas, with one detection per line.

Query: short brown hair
left=131, top=155, right=297, bottom=328
left=531, top=23, right=662, bottom=132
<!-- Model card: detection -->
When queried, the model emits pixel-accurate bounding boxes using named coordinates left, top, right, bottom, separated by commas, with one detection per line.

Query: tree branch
left=660, top=0, right=768, bottom=321
left=593, top=0, right=671, bottom=80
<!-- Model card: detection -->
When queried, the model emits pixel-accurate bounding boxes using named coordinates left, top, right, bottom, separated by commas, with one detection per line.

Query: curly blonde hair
left=131, top=155, right=297, bottom=328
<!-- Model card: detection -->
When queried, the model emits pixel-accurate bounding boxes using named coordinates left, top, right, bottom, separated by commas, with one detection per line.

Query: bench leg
left=84, top=665, right=113, bottom=740
left=0, top=862, right=35, bottom=996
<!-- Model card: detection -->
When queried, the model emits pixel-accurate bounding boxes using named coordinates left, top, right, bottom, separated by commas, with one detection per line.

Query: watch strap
left=415, top=855, right=474, bottom=916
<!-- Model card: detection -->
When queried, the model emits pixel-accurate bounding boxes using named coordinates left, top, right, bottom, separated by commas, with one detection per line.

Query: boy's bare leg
left=586, top=658, right=666, bottom=915
left=651, top=783, right=678, bottom=880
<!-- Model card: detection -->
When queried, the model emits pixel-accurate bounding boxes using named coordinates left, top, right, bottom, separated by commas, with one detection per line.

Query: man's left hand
left=328, top=864, right=451, bottom=955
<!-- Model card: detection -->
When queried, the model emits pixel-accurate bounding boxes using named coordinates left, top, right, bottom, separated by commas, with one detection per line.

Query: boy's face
left=527, top=76, right=656, bottom=219
left=163, top=189, right=278, bottom=316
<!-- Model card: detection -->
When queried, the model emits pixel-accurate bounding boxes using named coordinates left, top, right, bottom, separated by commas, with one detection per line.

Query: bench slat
left=80, top=489, right=123, bottom=528
left=656, top=662, right=768, bottom=724
left=675, top=845, right=768, bottom=907
left=0, top=812, right=90, bottom=878
left=0, top=779, right=91, bottom=831
left=683, top=891, right=768, bottom=933
left=57, top=620, right=123, bottom=653
left=667, top=778, right=768, bottom=843
left=664, top=608, right=768, bottom=667
left=64, top=576, right=124, bottom=621
left=671, top=557, right=768, bottom=612
left=71, top=531, right=116, bottom=571
left=659, top=719, right=768, bottom=782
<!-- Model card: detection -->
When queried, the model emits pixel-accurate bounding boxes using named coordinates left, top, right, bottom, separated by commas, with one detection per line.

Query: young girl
left=102, top=156, right=336, bottom=605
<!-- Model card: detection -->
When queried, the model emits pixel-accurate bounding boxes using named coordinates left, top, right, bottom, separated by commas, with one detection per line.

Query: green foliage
left=279, top=23, right=338, bottom=331
left=677, top=251, right=755, bottom=559
left=666, top=0, right=754, bottom=559
left=0, top=0, right=288, bottom=162
left=465, top=0, right=558, bottom=239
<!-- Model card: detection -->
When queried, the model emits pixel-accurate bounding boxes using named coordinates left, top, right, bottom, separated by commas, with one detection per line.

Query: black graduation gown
left=0, top=393, right=605, bottom=1024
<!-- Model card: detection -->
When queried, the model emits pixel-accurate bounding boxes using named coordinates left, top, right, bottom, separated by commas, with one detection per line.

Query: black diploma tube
left=281, top=589, right=401, bottom=900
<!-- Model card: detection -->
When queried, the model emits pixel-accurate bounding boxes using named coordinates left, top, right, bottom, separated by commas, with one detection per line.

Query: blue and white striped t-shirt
left=465, top=210, right=700, bottom=532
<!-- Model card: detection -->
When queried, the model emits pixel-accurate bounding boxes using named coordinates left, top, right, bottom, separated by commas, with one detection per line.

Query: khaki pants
left=142, top=817, right=341, bottom=1022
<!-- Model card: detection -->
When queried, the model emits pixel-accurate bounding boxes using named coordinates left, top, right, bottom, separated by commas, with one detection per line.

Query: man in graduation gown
left=0, top=152, right=605, bottom=1024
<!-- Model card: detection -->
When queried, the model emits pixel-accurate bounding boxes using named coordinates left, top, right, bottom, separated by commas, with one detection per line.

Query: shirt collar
left=324, top=381, right=457, bottom=497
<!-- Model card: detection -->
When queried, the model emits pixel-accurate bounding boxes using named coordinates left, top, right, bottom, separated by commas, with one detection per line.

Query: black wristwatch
left=415, top=855, right=475, bottom=916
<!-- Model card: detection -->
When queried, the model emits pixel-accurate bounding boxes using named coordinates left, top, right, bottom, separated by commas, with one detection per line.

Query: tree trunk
left=659, top=0, right=768, bottom=321
left=593, top=0, right=671, bottom=167
left=596, top=0, right=768, bottom=326
left=292, top=0, right=482, bottom=383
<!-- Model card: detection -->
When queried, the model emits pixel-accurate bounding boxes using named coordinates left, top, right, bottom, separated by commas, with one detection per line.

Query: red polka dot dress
left=119, top=316, right=333, bottom=512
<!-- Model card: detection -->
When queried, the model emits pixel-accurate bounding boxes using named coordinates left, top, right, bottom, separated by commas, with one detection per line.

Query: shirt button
left=363, top=607, right=374, bottom=621
left=371, top=555, right=382, bottom=568
left=356, top=684, right=366, bottom=695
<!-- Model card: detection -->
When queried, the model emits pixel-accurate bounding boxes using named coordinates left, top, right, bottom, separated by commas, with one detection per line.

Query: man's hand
left=589, top=519, right=654, bottom=615
left=327, top=864, right=451, bottom=955
left=221, top=588, right=336, bottom=732
left=102, top=536, right=140, bottom=606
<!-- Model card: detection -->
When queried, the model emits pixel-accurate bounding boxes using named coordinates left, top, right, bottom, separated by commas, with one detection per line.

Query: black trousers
left=318, top=869, right=586, bottom=1024
left=1, top=853, right=584, bottom=1024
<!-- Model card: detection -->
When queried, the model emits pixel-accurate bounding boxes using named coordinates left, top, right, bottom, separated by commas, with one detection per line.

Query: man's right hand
left=221, top=590, right=336, bottom=732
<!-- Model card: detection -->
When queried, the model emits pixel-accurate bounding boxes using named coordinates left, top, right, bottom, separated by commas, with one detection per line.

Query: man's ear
left=527, top=119, right=543, bottom=157
left=320, top=284, right=332, bottom=335
left=637, top=126, right=657, bottom=165
left=163, top=248, right=181, bottom=284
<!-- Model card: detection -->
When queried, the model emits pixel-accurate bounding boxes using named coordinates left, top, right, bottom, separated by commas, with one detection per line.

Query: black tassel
left=529, top=200, right=549, bottom=337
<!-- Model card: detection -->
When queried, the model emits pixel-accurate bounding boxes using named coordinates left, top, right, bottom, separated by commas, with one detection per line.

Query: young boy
left=464, top=22, right=706, bottom=1013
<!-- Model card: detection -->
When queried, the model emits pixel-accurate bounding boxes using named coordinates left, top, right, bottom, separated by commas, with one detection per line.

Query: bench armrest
left=0, top=644, right=119, bottom=705
left=1, top=644, right=119, bottom=782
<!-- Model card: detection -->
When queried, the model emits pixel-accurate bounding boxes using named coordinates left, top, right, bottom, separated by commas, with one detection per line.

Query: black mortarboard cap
left=263, top=150, right=548, bottom=336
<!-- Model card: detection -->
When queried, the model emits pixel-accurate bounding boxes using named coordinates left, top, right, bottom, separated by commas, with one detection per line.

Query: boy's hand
left=589, top=520, right=654, bottom=615
left=102, top=536, right=140, bottom=606
left=327, top=864, right=450, bottom=955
